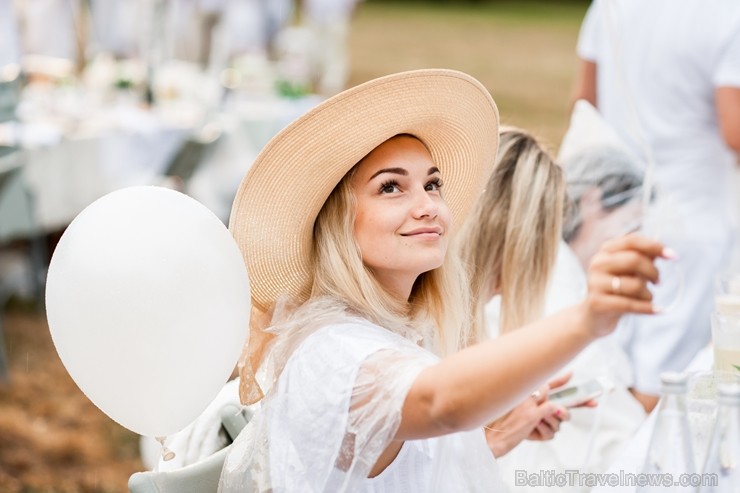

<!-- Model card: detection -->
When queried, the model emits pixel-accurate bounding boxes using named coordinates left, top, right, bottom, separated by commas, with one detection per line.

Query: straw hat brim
left=229, top=69, right=500, bottom=312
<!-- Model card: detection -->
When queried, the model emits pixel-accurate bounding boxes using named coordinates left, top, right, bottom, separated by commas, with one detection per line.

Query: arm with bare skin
left=369, top=235, right=666, bottom=474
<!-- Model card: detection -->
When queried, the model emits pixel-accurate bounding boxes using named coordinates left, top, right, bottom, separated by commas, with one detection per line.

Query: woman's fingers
left=589, top=249, right=660, bottom=284
left=547, top=372, right=572, bottom=390
left=589, top=273, right=654, bottom=301
left=601, top=233, right=672, bottom=259
left=587, top=293, right=658, bottom=315
left=584, top=234, right=676, bottom=326
left=534, top=421, right=555, bottom=440
left=531, top=384, right=550, bottom=405
left=571, top=399, right=599, bottom=409
left=528, top=403, right=569, bottom=442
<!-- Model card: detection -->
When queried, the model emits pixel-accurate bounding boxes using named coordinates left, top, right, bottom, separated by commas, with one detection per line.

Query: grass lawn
left=349, top=0, right=588, bottom=149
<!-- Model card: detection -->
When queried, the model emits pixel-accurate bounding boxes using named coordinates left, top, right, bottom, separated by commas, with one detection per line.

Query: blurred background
left=0, top=1, right=589, bottom=491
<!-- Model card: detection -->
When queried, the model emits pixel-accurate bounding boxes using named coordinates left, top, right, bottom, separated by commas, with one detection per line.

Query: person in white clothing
left=219, top=69, right=666, bottom=492
left=573, top=0, right=740, bottom=411
left=459, top=126, right=575, bottom=461
left=463, top=125, right=647, bottom=491
left=302, top=0, right=362, bottom=95
left=15, top=0, right=81, bottom=63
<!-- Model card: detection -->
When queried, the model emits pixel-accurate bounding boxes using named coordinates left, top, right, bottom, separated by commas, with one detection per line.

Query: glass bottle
left=699, top=383, right=740, bottom=493
left=638, top=372, right=697, bottom=493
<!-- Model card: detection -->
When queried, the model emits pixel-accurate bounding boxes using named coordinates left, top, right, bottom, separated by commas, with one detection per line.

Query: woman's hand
left=581, top=234, right=671, bottom=338
left=485, top=373, right=572, bottom=458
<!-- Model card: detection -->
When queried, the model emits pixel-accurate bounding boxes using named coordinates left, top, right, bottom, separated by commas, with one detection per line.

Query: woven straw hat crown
left=229, top=69, right=500, bottom=313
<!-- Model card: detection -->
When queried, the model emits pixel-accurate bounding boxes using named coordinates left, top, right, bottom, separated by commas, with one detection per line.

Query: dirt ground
left=0, top=2, right=586, bottom=491
left=1, top=307, right=142, bottom=493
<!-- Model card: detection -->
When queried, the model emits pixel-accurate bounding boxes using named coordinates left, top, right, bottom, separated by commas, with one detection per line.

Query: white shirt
left=578, top=0, right=740, bottom=211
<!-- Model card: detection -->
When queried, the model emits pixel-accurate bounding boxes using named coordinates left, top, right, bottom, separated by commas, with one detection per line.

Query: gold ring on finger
left=611, top=276, right=622, bottom=295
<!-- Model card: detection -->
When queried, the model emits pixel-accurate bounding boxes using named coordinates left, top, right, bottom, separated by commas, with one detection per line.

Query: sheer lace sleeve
left=219, top=321, right=437, bottom=492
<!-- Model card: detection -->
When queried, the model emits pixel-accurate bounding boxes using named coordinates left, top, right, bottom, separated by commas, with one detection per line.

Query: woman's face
left=350, top=135, right=452, bottom=298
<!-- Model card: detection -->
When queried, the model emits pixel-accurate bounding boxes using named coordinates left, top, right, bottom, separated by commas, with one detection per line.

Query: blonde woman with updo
left=220, top=70, right=668, bottom=492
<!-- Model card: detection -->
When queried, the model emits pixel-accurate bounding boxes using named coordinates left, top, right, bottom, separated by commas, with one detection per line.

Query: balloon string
left=156, top=436, right=176, bottom=464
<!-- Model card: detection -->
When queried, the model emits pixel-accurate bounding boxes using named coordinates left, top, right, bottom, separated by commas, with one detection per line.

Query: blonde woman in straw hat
left=221, top=69, right=669, bottom=492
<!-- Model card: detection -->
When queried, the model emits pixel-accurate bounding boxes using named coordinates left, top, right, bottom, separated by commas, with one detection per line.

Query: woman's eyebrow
left=369, top=167, right=408, bottom=181
left=428, top=167, right=440, bottom=175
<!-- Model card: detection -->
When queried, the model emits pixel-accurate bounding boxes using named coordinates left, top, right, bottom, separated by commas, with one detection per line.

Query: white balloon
left=46, top=186, right=250, bottom=437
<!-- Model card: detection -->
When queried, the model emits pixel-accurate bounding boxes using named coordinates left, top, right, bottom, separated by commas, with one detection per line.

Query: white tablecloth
left=0, top=93, right=323, bottom=241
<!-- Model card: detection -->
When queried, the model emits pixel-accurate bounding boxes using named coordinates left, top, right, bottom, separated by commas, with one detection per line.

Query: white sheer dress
left=219, top=300, right=507, bottom=492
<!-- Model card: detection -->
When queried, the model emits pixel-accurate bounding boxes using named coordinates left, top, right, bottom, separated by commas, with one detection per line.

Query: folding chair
left=128, top=403, right=251, bottom=493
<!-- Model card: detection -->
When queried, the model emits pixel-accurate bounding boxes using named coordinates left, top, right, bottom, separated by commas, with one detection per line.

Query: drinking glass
left=711, top=311, right=740, bottom=376
left=686, top=371, right=719, bottom=470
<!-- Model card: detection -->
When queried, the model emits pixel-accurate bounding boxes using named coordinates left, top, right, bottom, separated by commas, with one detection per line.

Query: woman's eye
left=425, top=179, right=443, bottom=192
left=379, top=182, right=400, bottom=194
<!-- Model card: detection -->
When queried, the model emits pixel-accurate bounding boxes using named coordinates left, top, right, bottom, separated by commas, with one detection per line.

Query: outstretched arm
left=396, top=234, right=666, bottom=440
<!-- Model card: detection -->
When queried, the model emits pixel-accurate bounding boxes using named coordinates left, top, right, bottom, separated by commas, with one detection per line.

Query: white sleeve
left=219, top=322, right=437, bottom=493
left=714, top=14, right=740, bottom=87
left=576, top=1, right=601, bottom=61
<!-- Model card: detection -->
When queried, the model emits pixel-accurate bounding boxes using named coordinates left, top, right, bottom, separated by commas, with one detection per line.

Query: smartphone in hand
left=548, top=377, right=611, bottom=408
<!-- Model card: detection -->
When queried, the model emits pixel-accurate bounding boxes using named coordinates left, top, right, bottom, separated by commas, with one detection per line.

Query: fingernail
left=662, top=247, right=679, bottom=260
left=555, top=409, right=561, bottom=418
left=652, top=305, right=665, bottom=314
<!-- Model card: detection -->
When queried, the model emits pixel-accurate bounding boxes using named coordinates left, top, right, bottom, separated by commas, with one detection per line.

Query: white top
left=577, top=0, right=740, bottom=394
left=219, top=311, right=506, bottom=492
left=486, top=243, right=647, bottom=492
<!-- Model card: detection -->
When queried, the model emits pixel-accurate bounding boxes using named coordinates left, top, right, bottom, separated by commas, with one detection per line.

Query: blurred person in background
left=88, top=0, right=141, bottom=59
left=302, top=0, right=363, bottom=96
left=461, top=122, right=647, bottom=492
left=559, top=101, right=645, bottom=279
left=14, top=0, right=83, bottom=74
left=573, top=0, right=740, bottom=411
left=459, top=126, right=572, bottom=461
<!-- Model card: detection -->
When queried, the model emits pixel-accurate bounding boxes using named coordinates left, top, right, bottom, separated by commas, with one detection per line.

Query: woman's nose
left=411, top=189, right=439, bottom=219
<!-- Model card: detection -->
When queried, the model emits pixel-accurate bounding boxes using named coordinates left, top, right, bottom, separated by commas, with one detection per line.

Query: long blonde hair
left=311, top=135, right=473, bottom=356
left=458, top=126, right=565, bottom=338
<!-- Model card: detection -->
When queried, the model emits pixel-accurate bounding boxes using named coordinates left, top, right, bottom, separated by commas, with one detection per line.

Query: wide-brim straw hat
left=230, top=69, right=500, bottom=314
left=229, top=69, right=499, bottom=403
